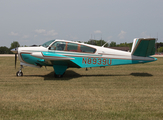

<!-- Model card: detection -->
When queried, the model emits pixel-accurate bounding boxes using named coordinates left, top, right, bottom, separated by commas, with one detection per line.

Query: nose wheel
left=16, top=71, right=23, bottom=76
left=16, top=65, right=23, bottom=77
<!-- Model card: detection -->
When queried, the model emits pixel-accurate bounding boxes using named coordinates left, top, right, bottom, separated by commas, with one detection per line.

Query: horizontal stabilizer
left=131, top=38, right=156, bottom=57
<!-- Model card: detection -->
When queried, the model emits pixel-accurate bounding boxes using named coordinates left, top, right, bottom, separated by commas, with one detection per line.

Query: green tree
left=96, top=40, right=107, bottom=46
left=87, top=39, right=108, bottom=46
left=109, top=41, right=116, bottom=47
left=0, top=46, right=11, bottom=54
left=87, top=39, right=97, bottom=45
left=116, top=42, right=133, bottom=51
left=10, top=41, right=20, bottom=50
left=157, top=47, right=163, bottom=52
left=156, top=42, right=163, bottom=48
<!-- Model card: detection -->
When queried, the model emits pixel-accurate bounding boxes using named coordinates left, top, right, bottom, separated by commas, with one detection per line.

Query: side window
left=80, top=45, right=96, bottom=53
left=50, top=41, right=66, bottom=51
left=67, top=43, right=78, bottom=52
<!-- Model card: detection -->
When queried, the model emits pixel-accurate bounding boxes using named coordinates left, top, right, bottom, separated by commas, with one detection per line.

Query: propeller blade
left=15, top=53, right=17, bottom=69
left=11, top=47, right=18, bottom=69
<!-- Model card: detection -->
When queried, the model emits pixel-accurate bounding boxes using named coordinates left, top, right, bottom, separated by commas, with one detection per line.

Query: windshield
left=41, top=40, right=55, bottom=48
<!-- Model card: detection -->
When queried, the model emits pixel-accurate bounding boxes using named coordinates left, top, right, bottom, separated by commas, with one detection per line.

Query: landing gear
left=54, top=72, right=65, bottom=78
left=53, top=65, right=67, bottom=78
left=54, top=73, right=63, bottom=78
left=16, top=65, right=23, bottom=77
left=16, top=71, right=23, bottom=76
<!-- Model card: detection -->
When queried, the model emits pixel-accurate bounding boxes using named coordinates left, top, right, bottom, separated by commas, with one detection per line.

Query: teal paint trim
left=149, top=57, right=157, bottom=61
left=49, top=51, right=102, bottom=57
left=21, top=54, right=48, bottom=66
left=21, top=53, right=157, bottom=70
left=21, top=54, right=42, bottom=64
left=133, top=39, right=156, bottom=57
left=70, top=56, right=157, bottom=68
left=53, top=65, right=67, bottom=75
left=41, top=52, right=81, bottom=67
left=135, top=39, right=139, bottom=46
left=42, top=52, right=66, bottom=57
left=146, top=40, right=155, bottom=56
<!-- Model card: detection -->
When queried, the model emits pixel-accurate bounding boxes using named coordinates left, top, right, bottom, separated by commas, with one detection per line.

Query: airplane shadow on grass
left=23, top=70, right=81, bottom=81
left=24, top=70, right=153, bottom=81
left=130, top=72, right=153, bottom=77
left=43, top=70, right=128, bottom=81
left=45, top=71, right=153, bottom=80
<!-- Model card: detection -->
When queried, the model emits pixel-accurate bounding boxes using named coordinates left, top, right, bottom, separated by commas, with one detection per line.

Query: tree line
left=86, top=39, right=163, bottom=52
left=0, top=40, right=163, bottom=54
left=85, top=39, right=133, bottom=51
left=0, top=41, right=20, bottom=54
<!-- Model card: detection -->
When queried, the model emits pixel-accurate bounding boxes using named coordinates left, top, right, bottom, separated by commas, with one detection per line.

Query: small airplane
left=11, top=38, right=157, bottom=78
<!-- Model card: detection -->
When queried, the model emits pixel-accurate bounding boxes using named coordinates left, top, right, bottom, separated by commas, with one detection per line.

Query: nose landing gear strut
left=16, top=65, right=23, bottom=77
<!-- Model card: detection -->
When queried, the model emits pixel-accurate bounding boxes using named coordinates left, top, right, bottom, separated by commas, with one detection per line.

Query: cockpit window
left=67, top=43, right=78, bottom=52
left=41, top=40, right=55, bottom=48
left=50, top=41, right=66, bottom=51
left=80, top=45, right=96, bottom=53
left=46, top=40, right=96, bottom=53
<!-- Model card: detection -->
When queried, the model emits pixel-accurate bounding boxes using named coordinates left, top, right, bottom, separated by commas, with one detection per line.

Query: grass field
left=0, top=57, right=163, bottom=120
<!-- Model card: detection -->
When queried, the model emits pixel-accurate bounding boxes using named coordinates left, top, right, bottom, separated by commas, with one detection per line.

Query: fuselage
left=17, top=39, right=157, bottom=68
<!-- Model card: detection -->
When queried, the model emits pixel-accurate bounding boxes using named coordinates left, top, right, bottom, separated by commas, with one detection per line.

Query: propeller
left=15, top=53, right=17, bottom=69
left=11, top=48, right=18, bottom=69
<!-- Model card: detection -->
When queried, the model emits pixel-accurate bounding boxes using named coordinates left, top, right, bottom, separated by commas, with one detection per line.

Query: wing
left=31, top=52, right=80, bottom=67
left=31, top=52, right=74, bottom=60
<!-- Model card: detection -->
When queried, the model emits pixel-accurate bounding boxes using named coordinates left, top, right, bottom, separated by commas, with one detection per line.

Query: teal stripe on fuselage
left=21, top=54, right=48, bottom=66
left=50, top=51, right=102, bottom=57
left=70, top=56, right=156, bottom=68
left=21, top=52, right=157, bottom=68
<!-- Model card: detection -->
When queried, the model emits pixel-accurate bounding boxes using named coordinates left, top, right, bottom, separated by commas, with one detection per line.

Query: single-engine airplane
left=11, top=38, right=157, bottom=78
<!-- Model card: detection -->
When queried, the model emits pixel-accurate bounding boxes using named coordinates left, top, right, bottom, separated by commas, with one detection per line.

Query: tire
left=54, top=73, right=63, bottom=78
left=16, top=71, right=23, bottom=77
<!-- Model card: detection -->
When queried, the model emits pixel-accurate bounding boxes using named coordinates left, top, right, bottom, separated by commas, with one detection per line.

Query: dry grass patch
left=0, top=57, right=163, bottom=119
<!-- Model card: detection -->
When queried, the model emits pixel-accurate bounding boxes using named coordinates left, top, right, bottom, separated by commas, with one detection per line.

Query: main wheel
left=16, top=71, right=23, bottom=77
left=54, top=73, right=63, bottom=78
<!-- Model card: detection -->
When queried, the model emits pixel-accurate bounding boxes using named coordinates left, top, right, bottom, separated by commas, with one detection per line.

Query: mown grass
left=0, top=57, right=163, bottom=120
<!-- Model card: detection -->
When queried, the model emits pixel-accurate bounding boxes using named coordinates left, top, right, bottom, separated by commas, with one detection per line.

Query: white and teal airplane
left=11, top=38, right=157, bottom=78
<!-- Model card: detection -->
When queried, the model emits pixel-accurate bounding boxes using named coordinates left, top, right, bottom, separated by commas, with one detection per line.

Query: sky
left=0, top=0, right=163, bottom=47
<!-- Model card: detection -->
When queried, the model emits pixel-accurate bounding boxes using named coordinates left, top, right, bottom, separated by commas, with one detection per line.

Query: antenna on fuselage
left=156, top=32, right=158, bottom=41
left=102, top=40, right=110, bottom=47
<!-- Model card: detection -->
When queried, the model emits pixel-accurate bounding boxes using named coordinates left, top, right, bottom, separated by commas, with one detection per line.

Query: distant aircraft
left=11, top=38, right=157, bottom=78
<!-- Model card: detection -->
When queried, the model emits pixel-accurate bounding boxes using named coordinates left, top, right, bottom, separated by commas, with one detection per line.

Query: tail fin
left=131, top=38, right=156, bottom=57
